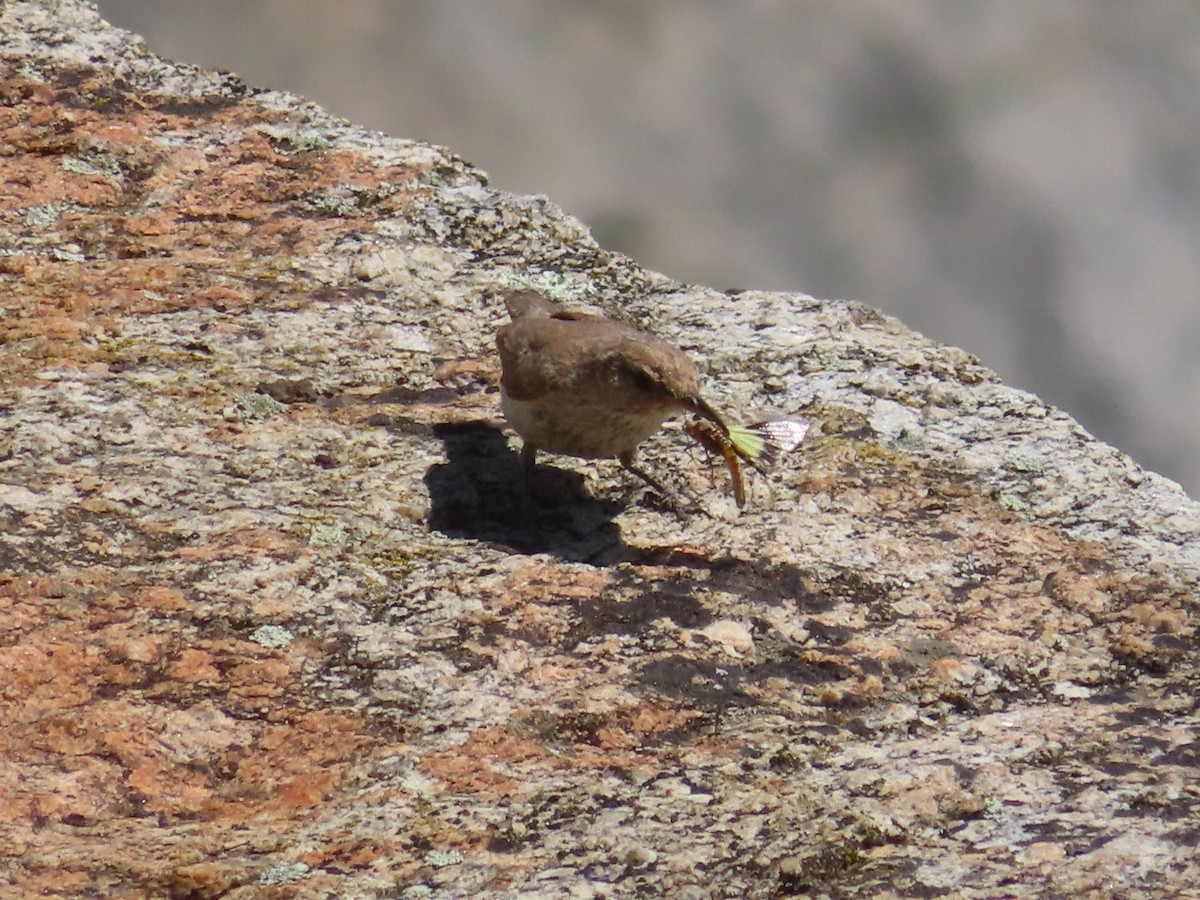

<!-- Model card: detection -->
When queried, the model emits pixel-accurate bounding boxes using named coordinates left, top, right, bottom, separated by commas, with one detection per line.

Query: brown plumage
left=496, top=290, right=729, bottom=495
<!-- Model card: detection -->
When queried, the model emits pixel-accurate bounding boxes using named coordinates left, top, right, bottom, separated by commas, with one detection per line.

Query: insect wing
left=757, top=418, right=809, bottom=464
left=726, top=425, right=765, bottom=462
left=731, top=418, right=809, bottom=468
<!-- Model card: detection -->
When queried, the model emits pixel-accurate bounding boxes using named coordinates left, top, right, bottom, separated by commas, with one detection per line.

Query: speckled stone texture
left=2, top=2, right=1199, bottom=898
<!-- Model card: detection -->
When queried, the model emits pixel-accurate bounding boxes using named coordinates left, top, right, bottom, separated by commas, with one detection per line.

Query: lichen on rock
left=2, top=2, right=1199, bottom=897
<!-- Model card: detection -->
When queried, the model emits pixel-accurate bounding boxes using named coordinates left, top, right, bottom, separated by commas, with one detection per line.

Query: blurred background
left=97, top=1, right=1200, bottom=497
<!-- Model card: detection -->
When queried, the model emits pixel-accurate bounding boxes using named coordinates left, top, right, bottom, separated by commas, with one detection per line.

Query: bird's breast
left=500, top=387, right=673, bottom=459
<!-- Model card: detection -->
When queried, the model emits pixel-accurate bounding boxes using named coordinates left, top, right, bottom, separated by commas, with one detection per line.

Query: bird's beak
left=685, top=395, right=731, bottom=437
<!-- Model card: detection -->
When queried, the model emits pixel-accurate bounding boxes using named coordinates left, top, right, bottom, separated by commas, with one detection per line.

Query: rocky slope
left=2, top=2, right=1198, bottom=897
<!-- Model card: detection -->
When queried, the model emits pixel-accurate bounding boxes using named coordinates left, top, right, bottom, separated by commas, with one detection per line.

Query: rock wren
left=496, top=289, right=730, bottom=496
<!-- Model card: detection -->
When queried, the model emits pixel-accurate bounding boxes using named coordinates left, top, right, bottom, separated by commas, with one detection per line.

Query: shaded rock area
left=2, top=2, right=1198, bottom=897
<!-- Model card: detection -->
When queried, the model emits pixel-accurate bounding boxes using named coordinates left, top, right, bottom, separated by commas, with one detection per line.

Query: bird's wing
left=503, top=289, right=606, bottom=322
left=503, top=290, right=558, bottom=320
left=497, top=315, right=628, bottom=401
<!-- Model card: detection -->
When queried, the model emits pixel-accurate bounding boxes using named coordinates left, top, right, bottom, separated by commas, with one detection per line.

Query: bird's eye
left=625, top=365, right=658, bottom=393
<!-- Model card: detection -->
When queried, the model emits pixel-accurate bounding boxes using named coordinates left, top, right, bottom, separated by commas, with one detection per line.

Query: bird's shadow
left=423, top=421, right=633, bottom=560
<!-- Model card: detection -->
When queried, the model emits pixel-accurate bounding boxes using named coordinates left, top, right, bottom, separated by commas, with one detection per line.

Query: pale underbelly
left=501, top=388, right=672, bottom=459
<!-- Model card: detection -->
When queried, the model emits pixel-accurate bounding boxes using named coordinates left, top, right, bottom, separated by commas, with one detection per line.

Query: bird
left=495, top=289, right=731, bottom=498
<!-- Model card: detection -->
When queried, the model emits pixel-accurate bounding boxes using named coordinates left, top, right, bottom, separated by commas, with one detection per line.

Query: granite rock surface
left=2, top=2, right=1199, bottom=897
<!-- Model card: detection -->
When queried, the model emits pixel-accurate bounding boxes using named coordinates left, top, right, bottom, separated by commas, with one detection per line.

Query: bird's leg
left=618, top=450, right=672, bottom=499
left=619, top=450, right=712, bottom=518
left=519, top=441, right=538, bottom=496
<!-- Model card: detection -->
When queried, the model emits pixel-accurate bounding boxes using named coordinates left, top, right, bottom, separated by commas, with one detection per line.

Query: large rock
left=2, top=2, right=1197, bottom=896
